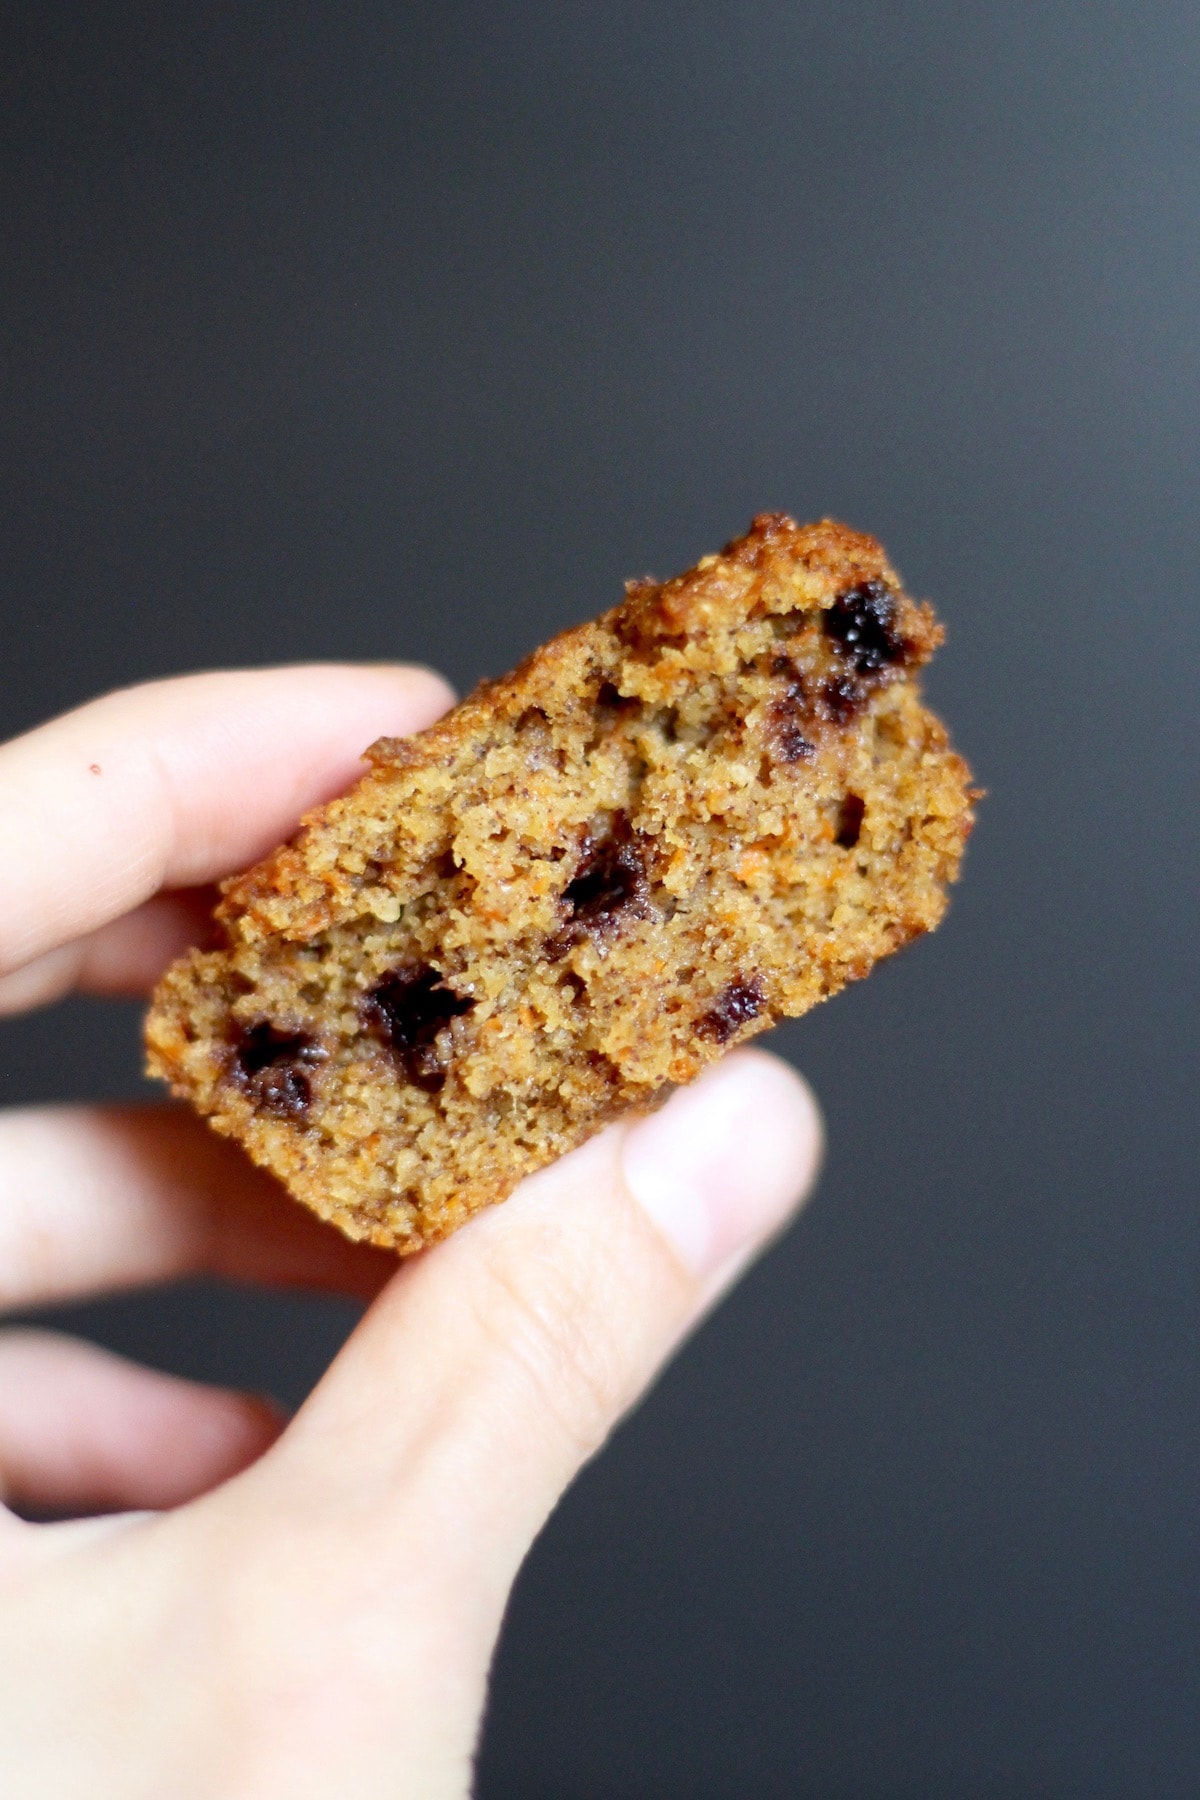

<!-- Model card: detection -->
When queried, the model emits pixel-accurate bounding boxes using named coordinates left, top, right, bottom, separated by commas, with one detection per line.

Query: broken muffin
left=146, top=514, right=975, bottom=1251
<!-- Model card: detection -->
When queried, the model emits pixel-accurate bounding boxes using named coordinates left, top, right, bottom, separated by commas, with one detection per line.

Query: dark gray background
left=1, top=4, right=1197, bottom=1794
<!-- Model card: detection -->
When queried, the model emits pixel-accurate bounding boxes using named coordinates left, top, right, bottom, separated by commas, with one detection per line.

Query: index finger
left=0, top=664, right=453, bottom=976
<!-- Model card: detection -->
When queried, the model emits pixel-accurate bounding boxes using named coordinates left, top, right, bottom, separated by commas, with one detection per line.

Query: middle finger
left=0, top=1104, right=396, bottom=1312
left=0, top=889, right=217, bottom=1018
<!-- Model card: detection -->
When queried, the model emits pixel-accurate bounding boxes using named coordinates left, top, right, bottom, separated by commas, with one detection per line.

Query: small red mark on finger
left=89, top=763, right=102, bottom=775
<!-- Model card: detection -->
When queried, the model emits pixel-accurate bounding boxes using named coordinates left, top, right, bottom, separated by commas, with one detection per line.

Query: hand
left=0, top=665, right=822, bottom=1798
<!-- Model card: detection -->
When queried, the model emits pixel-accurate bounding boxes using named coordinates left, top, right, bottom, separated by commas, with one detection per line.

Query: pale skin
left=0, top=664, right=823, bottom=1798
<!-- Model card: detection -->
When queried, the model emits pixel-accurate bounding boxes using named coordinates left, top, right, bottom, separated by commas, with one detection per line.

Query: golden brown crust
left=147, top=515, right=975, bottom=1251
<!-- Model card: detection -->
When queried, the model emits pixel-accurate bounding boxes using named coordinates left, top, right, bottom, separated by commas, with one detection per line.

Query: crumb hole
left=836, top=794, right=866, bottom=849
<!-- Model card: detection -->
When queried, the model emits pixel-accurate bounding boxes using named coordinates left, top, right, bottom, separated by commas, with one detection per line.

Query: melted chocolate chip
left=230, top=1021, right=325, bottom=1120
left=563, top=837, right=647, bottom=919
left=548, top=815, right=653, bottom=958
left=836, top=793, right=866, bottom=848
left=819, top=673, right=868, bottom=723
left=700, top=976, right=767, bottom=1044
left=767, top=684, right=816, bottom=763
left=363, top=965, right=474, bottom=1092
left=823, top=580, right=906, bottom=674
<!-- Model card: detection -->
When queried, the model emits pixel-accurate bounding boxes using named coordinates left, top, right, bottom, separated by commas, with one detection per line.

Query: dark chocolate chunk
left=700, top=975, right=767, bottom=1044
left=364, top=965, right=474, bottom=1092
left=824, top=579, right=906, bottom=673
left=230, top=1021, right=325, bottom=1120
left=548, top=815, right=654, bottom=957
left=836, top=793, right=866, bottom=848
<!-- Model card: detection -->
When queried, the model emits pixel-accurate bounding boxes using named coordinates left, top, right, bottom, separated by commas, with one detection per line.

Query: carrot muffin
left=147, top=514, right=975, bottom=1250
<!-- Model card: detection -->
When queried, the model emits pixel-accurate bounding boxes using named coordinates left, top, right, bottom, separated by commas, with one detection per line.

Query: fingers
left=254, top=1050, right=821, bottom=1603
left=0, top=1329, right=283, bottom=1514
left=0, top=890, right=217, bottom=1016
left=0, top=663, right=454, bottom=980
left=0, top=1105, right=397, bottom=1311
left=127, top=1051, right=820, bottom=1794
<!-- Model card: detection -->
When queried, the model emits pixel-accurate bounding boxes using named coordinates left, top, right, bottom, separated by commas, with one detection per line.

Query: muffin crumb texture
left=146, top=515, right=976, bottom=1251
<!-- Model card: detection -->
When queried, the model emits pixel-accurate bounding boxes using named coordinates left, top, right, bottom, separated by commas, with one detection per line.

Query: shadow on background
left=2, top=4, right=1199, bottom=1794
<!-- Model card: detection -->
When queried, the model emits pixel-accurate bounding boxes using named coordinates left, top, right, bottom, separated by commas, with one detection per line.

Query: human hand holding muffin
left=0, top=661, right=821, bottom=1797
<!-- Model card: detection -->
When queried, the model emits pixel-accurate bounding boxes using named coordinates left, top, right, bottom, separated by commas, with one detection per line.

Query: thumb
left=264, top=1047, right=821, bottom=1592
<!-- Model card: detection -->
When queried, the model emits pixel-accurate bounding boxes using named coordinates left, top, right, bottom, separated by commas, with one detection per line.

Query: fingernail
left=621, top=1051, right=822, bottom=1279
